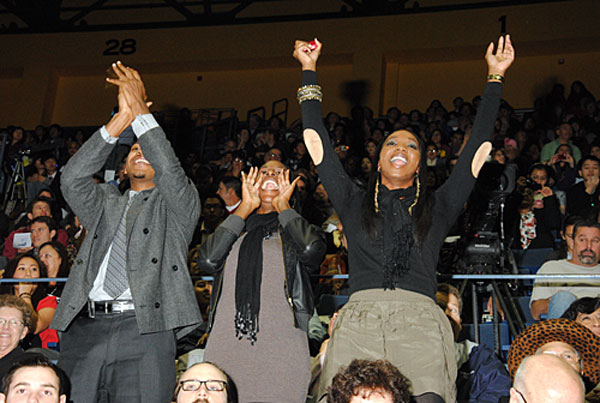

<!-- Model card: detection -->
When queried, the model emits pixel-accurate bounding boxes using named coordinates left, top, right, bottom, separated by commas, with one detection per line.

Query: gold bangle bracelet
left=487, top=73, right=504, bottom=83
left=297, top=85, right=323, bottom=104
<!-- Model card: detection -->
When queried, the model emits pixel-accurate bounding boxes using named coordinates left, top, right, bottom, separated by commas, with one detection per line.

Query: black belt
left=79, top=300, right=136, bottom=318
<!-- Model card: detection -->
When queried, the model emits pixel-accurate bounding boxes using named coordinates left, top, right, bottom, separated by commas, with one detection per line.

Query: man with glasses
left=510, top=354, right=584, bottom=403
left=174, top=362, right=236, bottom=403
left=508, top=318, right=600, bottom=401
left=264, top=147, right=284, bottom=163
left=0, top=295, right=37, bottom=380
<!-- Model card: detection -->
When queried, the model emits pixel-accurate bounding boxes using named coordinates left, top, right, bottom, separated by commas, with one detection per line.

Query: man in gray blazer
left=51, top=62, right=202, bottom=402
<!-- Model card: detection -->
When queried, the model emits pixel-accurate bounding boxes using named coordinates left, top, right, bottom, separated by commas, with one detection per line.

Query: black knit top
left=301, top=70, right=503, bottom=301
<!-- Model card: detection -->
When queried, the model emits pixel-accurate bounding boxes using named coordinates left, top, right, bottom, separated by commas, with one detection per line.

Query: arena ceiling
left=0, top=0, right=569, bottom=34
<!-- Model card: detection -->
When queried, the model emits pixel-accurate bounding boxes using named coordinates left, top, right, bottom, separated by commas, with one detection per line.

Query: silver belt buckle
left=87, top=300, right=96, bottom=319
left=113, top=301, right=125, bottom=313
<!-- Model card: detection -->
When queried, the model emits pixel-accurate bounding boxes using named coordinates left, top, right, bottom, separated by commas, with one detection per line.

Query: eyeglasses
left=514, top=388, right=528, bottom=403
left=179, top=379, right=227, bottom=392
left=540, top=350, right=580, bottom=366
left=0, top=318, right=24, bottom=328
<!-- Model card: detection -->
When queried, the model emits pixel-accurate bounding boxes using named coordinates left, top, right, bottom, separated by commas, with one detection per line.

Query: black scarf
left=377, top=184, right=416, bottom=289
left=235, top=212, right=279, bottom=344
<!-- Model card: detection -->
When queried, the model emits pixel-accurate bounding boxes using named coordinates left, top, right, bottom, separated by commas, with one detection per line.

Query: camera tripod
left=2, top=156, right=28, bottom=217
left=457, top=254, right=527, bottom=356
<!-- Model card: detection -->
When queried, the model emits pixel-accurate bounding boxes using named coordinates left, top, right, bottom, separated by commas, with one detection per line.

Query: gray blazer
left=51, top=126, right=202, bottom=338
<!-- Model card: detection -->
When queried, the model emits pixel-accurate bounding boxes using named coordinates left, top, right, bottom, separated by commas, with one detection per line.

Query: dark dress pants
left=58, top=311, right=176, bottom=403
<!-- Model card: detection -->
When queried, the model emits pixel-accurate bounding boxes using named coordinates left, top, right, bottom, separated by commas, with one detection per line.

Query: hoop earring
left=374, top=173, right=380, bottom=213
left=408, top=174, right=420, bottom=215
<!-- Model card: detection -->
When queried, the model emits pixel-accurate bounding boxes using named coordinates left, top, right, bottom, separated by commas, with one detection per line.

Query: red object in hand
left=308, top=41, right=317, bottom=50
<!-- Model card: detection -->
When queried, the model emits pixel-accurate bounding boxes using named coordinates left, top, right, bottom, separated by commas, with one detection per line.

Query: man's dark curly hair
left=328, top=359, right=411, bottom=403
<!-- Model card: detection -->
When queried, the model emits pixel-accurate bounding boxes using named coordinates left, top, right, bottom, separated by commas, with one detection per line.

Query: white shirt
left=225, top=199, right=241, bottom=213
left=530, top=259, right=600, bottom=306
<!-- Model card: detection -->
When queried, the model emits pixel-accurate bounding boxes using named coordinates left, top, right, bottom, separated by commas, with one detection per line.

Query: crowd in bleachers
left=1, top=58, right=600, bottom=402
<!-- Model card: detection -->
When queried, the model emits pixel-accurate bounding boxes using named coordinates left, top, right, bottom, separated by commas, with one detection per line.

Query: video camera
left=461, top=162, right=517, bottom=273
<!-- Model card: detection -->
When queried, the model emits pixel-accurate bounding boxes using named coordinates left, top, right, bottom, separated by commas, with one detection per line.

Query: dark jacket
left=197, top=208, right=326, bottom=333
left=456, top=341, right=512, bottom=403
left=567, top=181, right=600, bottom=220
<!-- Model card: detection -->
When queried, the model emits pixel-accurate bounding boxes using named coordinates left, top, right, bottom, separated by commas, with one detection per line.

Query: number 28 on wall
left=103, top=39, right=137, bottom=56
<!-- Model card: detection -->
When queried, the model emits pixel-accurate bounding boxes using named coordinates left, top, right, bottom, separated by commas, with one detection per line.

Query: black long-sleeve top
left=301, top=70, right=502, bottom=301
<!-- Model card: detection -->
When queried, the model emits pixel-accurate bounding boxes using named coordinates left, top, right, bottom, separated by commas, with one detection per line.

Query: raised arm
left=436, top=35, right=515, bottom=222
left=293, top=39, right=359, bottom=213
left=107, top=62, right=201, bottom=238
left=61, top=63, right=139, bottom=227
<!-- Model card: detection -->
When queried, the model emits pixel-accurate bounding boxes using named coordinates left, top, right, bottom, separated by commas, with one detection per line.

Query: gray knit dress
left=204, top=232, right=311, bottom=403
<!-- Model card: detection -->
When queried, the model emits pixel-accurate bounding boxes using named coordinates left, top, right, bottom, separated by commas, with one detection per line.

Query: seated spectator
left=4, top=128, right=25, bottom=169
left=508, top=318, right=599, bottom=400
left=540, top=122, right=582, bottom=163
left=62, top=212, right=86, bottom=262
left=313, top=183, right=335, bottom=227
left=288, top=140, right=311, bottom=171
left=35, top=189, right=64, bottom=225
left=490, top=148, right=506, bottom=164
left=507, top=164, right=561, bottom=250
left=264, top=146, right=284, bottom=163
left=548, top=143, right=576, bottom=188
left=545, top=215, right=582, bottom=261
left=236, top=127, right=254, bottom=159
left=359, top=157, right=372, bottom=184
left=430, top=129, right=449, bottom=158
left=562, top=297, right=600, bottom=337
left=172, top=362, right=237, bottom=403
left=308, top=306, right=345, bottom=403
left=425, top=141, right=446, bottom=176
left=3, top=197, right=67, bottom=261
left=316, top=220, right=348, bottom=298
left=524, top=142, right=541, bottom=165
left=328, top=359, right=411, bottom=403
left=0, top=295, right=37, bottom=380
left=24, top=166, right=49, bottom=207
left=107, top=159, right=127, bottom=191
left=38, top=241, right=70, bottom=292
left=191, top=194, right=226, bottom=247
left=225, top=151, right=247, bottom=178
left=292, top=170, right=324, bottom=227
left=0, top=253, right=56, bottom=349
left=0, top=355, right=68, bottom=403
left=566, top=156, right=600, bottom=219
left=216, top=177, right=241, bottom=215
left=29, top=217, right=58, bottom=255
left=436, top=284, right=512, bottom=403
left=42, top=155, right=61, bottom=200
left=530, top=220, right=600, bottom=319
left=364, top=138, right=377, bottom=161
left=510, top=354, right=585, bottom=403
